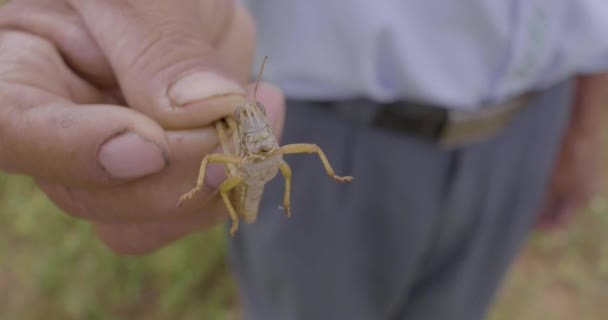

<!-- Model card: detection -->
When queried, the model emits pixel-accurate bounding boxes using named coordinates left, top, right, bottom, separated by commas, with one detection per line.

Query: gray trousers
left=228, top=81, right=572, bottom=320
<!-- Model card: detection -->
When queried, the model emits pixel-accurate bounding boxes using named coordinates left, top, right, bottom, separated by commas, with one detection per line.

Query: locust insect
left=177, top=56, right=353, bottom=235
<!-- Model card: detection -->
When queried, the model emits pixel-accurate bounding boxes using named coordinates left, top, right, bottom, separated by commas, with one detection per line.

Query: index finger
left=68, top=0, right=254, bottom=129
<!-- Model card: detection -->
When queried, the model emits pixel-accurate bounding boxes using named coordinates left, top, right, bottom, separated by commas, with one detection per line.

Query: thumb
left=68, top=0, right=255, bottom=129
left=0, top=102, right=170, bottom=187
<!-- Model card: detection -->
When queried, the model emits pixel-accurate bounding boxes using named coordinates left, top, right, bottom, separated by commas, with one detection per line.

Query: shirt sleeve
left=557, top=0, right=608, bottom=75
left=491, top=0, right=608, bottom=103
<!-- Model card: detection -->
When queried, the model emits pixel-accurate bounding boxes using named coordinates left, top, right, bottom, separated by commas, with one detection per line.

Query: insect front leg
left=177, top=154, right=242, bottom=207
left=279, top=161, right=292, bottom=217
left=215, top=119, right=239, bottom=176
left=218, top=175, right=244, bottom=236
left=275, top=143, right=354, bottom=183
left=215, top=120, right=232, bottom=154
left=225, top=116, right=238, bottom=133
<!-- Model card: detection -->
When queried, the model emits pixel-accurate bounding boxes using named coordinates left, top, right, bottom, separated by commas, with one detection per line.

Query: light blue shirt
left=242, top=0, right=608, bottom=110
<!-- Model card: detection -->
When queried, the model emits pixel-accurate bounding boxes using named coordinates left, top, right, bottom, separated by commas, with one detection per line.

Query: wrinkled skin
left=537, top=73, right=608, bottom=230
left=0, top=0, right=285, bottom=254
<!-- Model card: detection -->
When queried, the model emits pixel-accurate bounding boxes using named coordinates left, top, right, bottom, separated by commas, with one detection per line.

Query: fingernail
left=99, top=132, right=168, bottom=179
left=168, top=72, right=245, bottom=107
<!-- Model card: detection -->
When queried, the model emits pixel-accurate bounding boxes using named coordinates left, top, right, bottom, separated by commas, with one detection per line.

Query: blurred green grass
left=2, top=171, right=608, bottom=320
left=0, top=174, right=238, bottom=320
left=490, top=201, right=608, bottom=320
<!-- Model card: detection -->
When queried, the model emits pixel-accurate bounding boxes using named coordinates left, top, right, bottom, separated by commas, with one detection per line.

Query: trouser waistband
left=316, top=93, right=535, bottom=148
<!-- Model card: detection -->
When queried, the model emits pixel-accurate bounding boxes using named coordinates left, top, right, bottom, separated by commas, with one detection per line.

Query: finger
left=0, top=0, right=116, bottom=87
left=215, top=4, right=256, bottom=82
left=35, top=127, right=219, bottom=222
left=0, top=30, right=169, bottom=186
left=1, top=103, right=170, bottom=186
left=68, top=0, right=255, bottom=129
left=536, top=193, right=578, bottom=230
left=92, top=198, right=227, bottom=255
left=34, top=82, right=285, bottom=222
left=536, top=196, right=568, bottom=230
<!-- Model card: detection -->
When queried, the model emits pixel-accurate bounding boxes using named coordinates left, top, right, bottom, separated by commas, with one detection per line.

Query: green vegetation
left=490, top=201, right=608, bottom=320
left=489, top=123, right=608, bottom=320
left=0, top=174, right=238, bottom=320
left=2, top=171, right=608, bottom=319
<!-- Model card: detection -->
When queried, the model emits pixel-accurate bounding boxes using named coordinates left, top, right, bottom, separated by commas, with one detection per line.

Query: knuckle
left=0, top=31, right=65, bottom=86
left=0, top=30, right=56, bottom=61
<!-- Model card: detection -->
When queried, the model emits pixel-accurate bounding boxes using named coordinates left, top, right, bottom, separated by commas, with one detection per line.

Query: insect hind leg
left=219, top=175, right=244, bottom=236
left=279, top=161, right=292, bottom=217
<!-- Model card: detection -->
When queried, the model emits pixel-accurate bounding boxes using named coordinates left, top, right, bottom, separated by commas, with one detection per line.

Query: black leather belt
left=319, top=93, right=534, bottom=147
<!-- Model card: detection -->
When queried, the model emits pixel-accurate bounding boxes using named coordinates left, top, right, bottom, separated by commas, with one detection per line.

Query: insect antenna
left=253, top=55, right=268, bottom=102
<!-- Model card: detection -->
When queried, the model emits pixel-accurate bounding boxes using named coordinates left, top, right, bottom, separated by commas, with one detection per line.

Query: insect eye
left=255, top=102, right=267, bottom=115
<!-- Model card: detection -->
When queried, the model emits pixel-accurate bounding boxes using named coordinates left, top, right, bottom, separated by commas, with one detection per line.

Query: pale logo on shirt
left=513, top=6, right=548, bottom=80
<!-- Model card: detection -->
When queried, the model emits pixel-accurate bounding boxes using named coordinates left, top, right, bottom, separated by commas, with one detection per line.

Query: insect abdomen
left=239, top=183, right=265, bottom=223
left=234, top=155, right=283, bottom=223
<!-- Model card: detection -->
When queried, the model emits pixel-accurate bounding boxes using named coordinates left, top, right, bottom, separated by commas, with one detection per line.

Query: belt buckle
left=374, top=102, right=447, bottom=140
left=373, top=93, right=533, bottom=147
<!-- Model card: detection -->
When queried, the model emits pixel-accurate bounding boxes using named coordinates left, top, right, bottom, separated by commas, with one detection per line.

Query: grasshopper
left=177, top=57, right=353, bottom=235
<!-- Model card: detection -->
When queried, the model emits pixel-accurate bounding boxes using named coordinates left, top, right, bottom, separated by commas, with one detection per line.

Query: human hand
left=536, top=73, right=607, bottom=230
left=0, top=0, right=285, bottom=253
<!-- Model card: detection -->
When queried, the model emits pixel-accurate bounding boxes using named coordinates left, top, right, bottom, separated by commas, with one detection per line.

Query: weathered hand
left=536, top=73, right=607, bottom=230
left=0, top=0, right=285, bottom=253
